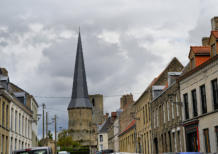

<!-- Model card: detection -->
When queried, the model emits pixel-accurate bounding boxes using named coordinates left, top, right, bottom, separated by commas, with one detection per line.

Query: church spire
left=68, top=31, right=92, bottom=109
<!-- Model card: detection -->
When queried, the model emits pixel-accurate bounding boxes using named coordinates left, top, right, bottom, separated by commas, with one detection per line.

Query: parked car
left=12, top=147, right=53, bottom=154
left=100, top=149, right=114, bottom=154
left=58, top=151, right=70, bottom=154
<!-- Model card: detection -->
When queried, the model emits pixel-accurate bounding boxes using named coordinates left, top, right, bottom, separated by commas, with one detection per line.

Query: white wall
left=180, top=58, right=218, bottom=153
left=9, top=101, right=32, bottom=153
left=98, top=133, right=108, bottom=151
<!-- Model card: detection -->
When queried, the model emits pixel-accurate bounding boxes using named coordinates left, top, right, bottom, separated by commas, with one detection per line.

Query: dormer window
left=14, top=92, right=26, bottom=105
left=152, top=85, right=165, bottom=100
left=17, top=96, right=26, bottom=105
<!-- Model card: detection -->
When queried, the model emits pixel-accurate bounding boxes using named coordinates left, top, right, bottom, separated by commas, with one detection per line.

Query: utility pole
left=54, top=115, right=57, bottom=154
left=46, top=112, right=48, bottom=138
left=42, top=104, right=46, bottom=139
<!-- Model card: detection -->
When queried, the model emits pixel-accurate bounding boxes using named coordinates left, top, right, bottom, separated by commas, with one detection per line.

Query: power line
left=33, top=92, right=141, bottom=99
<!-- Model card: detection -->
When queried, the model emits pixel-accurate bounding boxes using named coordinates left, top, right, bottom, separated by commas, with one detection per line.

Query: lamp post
left=130, top=112, right=140, bottom=153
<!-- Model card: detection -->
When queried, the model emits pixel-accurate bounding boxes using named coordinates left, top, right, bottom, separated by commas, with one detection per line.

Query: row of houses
left=0, top=68, right=38, bottom=153
left=97, top=16, right=218, bottom=153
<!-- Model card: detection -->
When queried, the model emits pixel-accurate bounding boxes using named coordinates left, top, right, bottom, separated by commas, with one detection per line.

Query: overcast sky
left=0, top=0, right=217, bottom=138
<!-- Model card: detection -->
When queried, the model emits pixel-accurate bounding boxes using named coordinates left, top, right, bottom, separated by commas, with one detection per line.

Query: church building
left=68, top=31, right=104, bottom=151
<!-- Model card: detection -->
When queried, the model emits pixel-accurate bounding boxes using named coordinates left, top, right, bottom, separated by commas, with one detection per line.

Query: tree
left=57, top=129, right=80, bottom=148
left=48, top=130, right=53, bottom=140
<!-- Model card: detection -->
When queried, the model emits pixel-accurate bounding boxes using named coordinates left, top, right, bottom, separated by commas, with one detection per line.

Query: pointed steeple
left=68, top=31, right=92, bottom=109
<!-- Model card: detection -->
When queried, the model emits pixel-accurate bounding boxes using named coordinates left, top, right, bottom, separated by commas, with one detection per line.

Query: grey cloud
left=0, top=0, right=217, bottom=137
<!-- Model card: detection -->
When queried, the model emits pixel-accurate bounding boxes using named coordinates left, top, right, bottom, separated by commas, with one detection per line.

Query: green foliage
left=57, top=129, right=90, bottom=154
left=38, top=139, right=44, bottom=146
left=57, top=129, right=80, bottom=148
left=48, top=130, right=53, bottom=140
left=59, top=146, right=89, bottom=154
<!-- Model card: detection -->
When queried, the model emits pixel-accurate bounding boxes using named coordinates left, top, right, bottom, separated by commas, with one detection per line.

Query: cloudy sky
left=0, top=0, right=217, bottom=137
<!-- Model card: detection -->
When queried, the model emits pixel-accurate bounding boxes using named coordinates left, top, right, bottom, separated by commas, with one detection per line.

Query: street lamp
left=130, top=112, right=140, bottom=153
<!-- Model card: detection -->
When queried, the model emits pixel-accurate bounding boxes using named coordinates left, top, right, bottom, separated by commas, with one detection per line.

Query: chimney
left=0, top=68, right=9, bottom=90
left=104, top=113, right=109, bottom=119
left=111, top=112, right=117, bottom=121
left=211, top=16, right=218, bottom=31
left=120, top=94, right=134, bottom=110
left=202, top=37, right=210, bottom=46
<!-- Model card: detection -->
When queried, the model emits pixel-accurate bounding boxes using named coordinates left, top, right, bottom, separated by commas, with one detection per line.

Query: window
left=167, top=102, right=170, bottom=121
left=143, top=107, right=145, bottom=124
left=145, top=105, right=148, bottom=122
left=168, top=131, right=172, bottom=152
left=159, top=106, right=162, bottom=126
left=203, top=128, right=211, bottom=152
left=2, top=102, right=4, bottom=127
left=25, top=118, right=27, bottom=137
left=215, top=126, right=218, bottom=152
left=11, top=108, right=14, bottom=131
left=178, top=131, right=181, bottom=152
left=200, top=85, right=207, bottom=114
left=17, top=96, right=26, bottom=105
left=100, top=135, right=103, bottom=142
left=2, top=135, right=4, bottom=153
left=211, top=43, right=216, bottom=56
left=156, top=108, right=159, bottom=127
left=6, top=105, right=8, bottom=128
left=183, top=94, right=189, bottom=119
left=92, top=98, right=95, bottom=107
left=192, top=90, right=198, bottom=117
left=173, top=132, right=176, bottom=152
left=212, top=79, right=218, bottom=110
left=163, top=104, right=166, bottom=123
left=1, top=135, right=3, bottom=153
left=153, top=111, right=156, bottom=128
left=15, top=111, right=17, bottom=132
left=176, top=95, right=179, bottom=116
left=172, top=103, right=174, bottom=119
left=6, top=136, right=8, bottom=154
left=19, top=114, right=21, bottom=134
left=22, top=116, right=24, bottom=135
left=10, top=137, right=13, bottom=152
left=15, top=139, right=17, bottom=150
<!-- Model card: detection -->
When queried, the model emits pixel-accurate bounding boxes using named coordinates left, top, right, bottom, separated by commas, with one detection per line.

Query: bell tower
left=68, top=31, right=94, bottom=146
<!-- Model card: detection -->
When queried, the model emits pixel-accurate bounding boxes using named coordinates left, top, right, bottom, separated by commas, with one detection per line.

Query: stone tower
left=89, top=94, right=104, bottom=125
left=68, top=32, right=96, bottom=146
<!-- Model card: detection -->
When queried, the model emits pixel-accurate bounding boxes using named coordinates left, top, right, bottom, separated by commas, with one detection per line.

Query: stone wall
left=68, top=108, right=96, bottom=146
left=89, top=94, right=104, bottom=125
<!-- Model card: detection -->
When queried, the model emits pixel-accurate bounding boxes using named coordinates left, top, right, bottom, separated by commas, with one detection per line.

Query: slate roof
left=99, top=117, right=112, bottom=133
left=134, top=57, right=183, bottom=105
left=68, top=32, right=92, bottom=109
